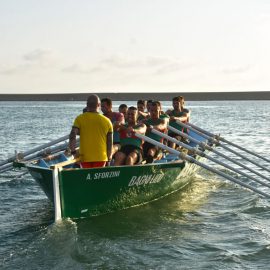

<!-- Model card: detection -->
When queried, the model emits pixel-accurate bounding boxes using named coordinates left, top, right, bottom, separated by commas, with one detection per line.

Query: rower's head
left=149, top=101, right=161, bottom=119
left=101, top=98, right=113, bottom=115
left=179, top=96, right=185, bottom=108
left=137, top=99, right=146, bottom=112
left=172, top=96, right=184, bottom=110
left=127, top=106, right=138, bottom=124
left=118, top=103, right=128, bottom=118
left=146, top=100, right=153, bottom=112
left=87, top=94, right=100, bottom=112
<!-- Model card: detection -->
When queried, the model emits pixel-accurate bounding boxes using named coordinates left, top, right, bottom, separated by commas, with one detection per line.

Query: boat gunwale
left=25, top=159, right=186, bottom=172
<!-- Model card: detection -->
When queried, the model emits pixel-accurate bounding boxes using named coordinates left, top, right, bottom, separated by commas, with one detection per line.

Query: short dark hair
left=172, top=96, right=184, bottom=102
left=128, top=106, right=138, bottom=111
left=101, top=98, right=112, bottom=106
left=151, top=101, right=161, bottom=108
left=137, top=99, right=145, bottom=106
left=119, top=103, right=128, bottom=110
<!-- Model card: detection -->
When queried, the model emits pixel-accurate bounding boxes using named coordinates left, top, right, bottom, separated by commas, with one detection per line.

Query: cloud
left=0, top=63, right=32, bottom=75
left=61, top=54, right=194, bottom=77
left=23, top=49, right=57, bottom=67
left=154, top=61, right=195, bottom=75
left=23, top=49, right=53, bottom=60
left=99, top=55, right=181, bottom=70
left=99, top=55, right=143, bottom=69
left=0, top=49, right=59, bottom=75
left=61, top=64, right=84, bottom=73
left=221, top=65, right=251, bottom=75
left=61, top=64, right=105, bottom=74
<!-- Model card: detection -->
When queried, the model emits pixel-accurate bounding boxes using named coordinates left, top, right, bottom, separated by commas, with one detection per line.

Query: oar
left=0, top=139, right=80, bottom=174
left=0, top=134, right=70, bottom=168
left=175, top=121, right=270, bottom=173
left=23, top=139, right=79, bottom=162
left=135, top=133, right=182, bottom=156
left=151, top=128, right=270, bottom=189
left=0, top=141, right=68, bottom=173
left=135, top=133, right=270, bottom=198
left=188, top=122, right=270, bottom=163
left=0, top=163, right=14, bottom=173
left=168, top=125, right=270, bottom=182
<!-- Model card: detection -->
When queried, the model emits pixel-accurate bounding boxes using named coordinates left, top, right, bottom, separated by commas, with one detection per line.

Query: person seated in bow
left=114, top=106, right=146, bottom=166
left=137, top=99, right=148, bottom=123
left=142, top=101, right=167, bottom=163
left=166, top=96, right=190, bottom=149
left=101, top=98, right=125, bottom=156
left=118, top=103, right=128, bottom=122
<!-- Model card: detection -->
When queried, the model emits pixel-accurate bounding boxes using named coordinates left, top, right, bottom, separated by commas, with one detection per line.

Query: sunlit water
left=0, top=100, right=270, bottom=269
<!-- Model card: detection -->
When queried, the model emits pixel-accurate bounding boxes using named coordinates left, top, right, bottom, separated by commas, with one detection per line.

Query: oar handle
left=0, top=134, right=70, bottom=168
left=50, top=157, right=80, bottom=169
left=134, top=133, right=180, bottom=156
left=187, top=122, right=270, bottom=163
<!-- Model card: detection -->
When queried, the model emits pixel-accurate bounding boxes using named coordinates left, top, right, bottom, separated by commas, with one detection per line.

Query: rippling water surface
left=1, top=100, right=270, bottom=269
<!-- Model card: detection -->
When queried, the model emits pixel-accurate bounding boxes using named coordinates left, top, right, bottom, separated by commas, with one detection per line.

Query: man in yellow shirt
left=68, top=94, right=113, bottom=168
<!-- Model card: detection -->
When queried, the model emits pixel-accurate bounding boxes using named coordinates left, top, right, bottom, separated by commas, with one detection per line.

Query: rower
left=118, top=103, right=128, bottom=122
left=142, top=101, right=167, bottom=163
left=137, top=99, right=148, bottom=122
left=114, top=106, right=146, bottom=166
left=166, top=96, right=190, bottom=149
left=101, top=98, right=125, bottom=156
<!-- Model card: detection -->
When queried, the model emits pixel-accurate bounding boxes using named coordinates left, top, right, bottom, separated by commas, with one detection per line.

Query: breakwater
left=0, top=91, right=269, bottom=101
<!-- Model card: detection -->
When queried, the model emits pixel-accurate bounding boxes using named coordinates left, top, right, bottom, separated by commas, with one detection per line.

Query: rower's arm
left=114, top=123, right=125, bottom=132
left=138, top=111, right=149, bottom=117
left=154, top=119, right=167, bottom=132
left=165, top=109, right=172, bottom=115
left=69, top=126, right=79, bottom=154
left=134, top=123, right=147, bottom=134
left=106, top=132, right=113, bottom=161
left=113, top=114, right=125, bottom=131
left=170, top=112, right=188, bottom=123
left=186, top=110, right=191, bottom=121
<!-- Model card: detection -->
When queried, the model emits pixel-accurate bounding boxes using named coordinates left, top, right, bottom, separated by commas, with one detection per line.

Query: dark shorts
left=168, top=132, right=182, bottom=140
left=119, top=145, right=143, bottom=164
left=143, top=141, right=162, bottom=158
left=168, top=132, right=189, bottom=144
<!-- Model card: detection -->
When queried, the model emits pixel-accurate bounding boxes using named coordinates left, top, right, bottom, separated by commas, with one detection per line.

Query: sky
left=1, top=0, right=270, bottom=94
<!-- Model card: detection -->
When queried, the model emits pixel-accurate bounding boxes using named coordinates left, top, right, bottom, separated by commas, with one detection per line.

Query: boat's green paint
left=28, top=165, right=54, bottom=201
left=25, top=159, right=201, bottom=219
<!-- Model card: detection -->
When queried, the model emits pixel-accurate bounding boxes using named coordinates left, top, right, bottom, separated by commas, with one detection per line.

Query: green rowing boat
left=13, top=129, right=208, bottom=220
left=8, top=122, right=270, bottom=221
left=19, top=153, right=201, bottom=220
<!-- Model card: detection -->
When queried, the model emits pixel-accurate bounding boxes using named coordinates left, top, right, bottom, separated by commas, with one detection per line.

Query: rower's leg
left=146, top=148, right=157, bottom=163
left=126, top=152, right=138, bottom=165
left=114, top=152, right=126, bottom=166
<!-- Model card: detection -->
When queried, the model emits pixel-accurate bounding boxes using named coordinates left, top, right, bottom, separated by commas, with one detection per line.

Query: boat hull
left=27, top=160, right=200, bottom=219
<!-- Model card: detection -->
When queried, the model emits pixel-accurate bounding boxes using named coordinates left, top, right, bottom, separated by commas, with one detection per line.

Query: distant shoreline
left=0, top=91, right=269, bottom=101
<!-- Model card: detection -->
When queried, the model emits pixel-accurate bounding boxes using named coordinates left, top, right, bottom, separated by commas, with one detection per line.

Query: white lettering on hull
left=128, top=173, right=164, bottom=186
left=86, top=171, right=120, bottom=181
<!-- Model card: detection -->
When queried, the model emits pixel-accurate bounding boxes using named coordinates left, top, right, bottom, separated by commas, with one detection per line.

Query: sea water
left=0, top=100, right=270, bottom=269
